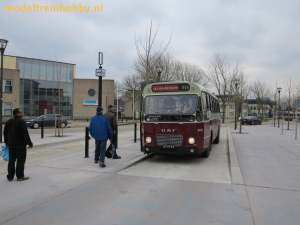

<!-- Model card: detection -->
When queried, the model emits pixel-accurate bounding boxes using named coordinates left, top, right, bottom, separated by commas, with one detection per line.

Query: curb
left=106, top=153, right=154, bottom=174
left=227, top=127, right=244, bottom=185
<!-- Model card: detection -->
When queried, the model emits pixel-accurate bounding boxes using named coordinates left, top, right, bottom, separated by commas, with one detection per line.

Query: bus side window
left=196, top=97, right=203, bottom=121
left=202, top=92, right=208, bottom=120
left=205, top=93, right=211, bottom=112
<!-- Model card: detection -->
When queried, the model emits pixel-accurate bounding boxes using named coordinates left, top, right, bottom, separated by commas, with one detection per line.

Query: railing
left=84, top=123, right=137, bottom=158
left=1, top=119, right=46, bottom=139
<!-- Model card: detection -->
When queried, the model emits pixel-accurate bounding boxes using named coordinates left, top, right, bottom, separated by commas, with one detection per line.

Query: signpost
left=96, top=52, right=105, bottom=106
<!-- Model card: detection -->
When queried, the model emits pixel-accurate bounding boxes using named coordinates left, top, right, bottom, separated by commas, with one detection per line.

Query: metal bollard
left=134, top=123, right=137, bottom=143
left=85, top=127, right=89, bottom=158
left=41, top=118, right=44, bottom=139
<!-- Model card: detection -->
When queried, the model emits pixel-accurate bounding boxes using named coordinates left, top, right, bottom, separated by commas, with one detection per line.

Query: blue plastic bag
left=1, top=146, right=9, bottom=161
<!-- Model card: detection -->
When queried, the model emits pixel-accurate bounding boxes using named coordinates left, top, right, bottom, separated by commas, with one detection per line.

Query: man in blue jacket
left=89, top=106, right=113, bottom=168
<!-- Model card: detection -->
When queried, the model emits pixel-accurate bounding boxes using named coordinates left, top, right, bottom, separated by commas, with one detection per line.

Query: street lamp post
left=233, top=79, right=240, bottom=130
left=0, top=39, right=8, bottom=143
left=277, top=87, right=282, bottom=128
left=156, top=66, right=163, bottom=82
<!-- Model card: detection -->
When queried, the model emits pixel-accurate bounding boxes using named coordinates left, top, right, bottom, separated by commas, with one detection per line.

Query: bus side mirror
left=207, top=111, right=212, bottom=119
left=135, top=111, right=140, bottom=120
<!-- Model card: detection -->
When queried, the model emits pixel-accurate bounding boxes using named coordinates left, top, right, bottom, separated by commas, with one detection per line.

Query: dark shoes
left=94, top=161, right=98, bottom=164
left=100, top=164, right=106, bottom=168
left=7, top=178, right=13, bottom=181
left=17, top=177, right=29, bottom=181
left=113, top=155, right=121, bottom=159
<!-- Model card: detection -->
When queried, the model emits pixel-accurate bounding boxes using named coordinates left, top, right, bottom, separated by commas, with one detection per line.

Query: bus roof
left=143, top=81, right=217, bottom=100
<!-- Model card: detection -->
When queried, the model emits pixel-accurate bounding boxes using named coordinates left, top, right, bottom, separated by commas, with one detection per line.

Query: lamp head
left=0, top=39, right=8, bottom=52
left=156, top=66, right=163, bottom=73
left=277, top=87, right=282, bottom=93
left=233, top=78, right=240, bottom=86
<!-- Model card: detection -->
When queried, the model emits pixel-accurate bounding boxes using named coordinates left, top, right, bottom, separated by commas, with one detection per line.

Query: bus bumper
left=143, top=146, right=200, bottom=155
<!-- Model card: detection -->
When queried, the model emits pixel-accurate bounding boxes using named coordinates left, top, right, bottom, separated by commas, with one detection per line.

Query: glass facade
left=16, top=57, right=74, bottom=119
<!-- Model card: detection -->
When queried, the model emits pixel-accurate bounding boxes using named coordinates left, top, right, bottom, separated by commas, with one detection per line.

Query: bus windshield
left=144, top=94, right=198, bottom=115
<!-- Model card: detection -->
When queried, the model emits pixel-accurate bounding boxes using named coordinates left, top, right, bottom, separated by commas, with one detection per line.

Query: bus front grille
left=156, top=135, right=183, bottom=146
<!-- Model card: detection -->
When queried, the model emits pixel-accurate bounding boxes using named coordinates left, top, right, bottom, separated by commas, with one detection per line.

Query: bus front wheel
left=202, top=148, right=211, bottom=158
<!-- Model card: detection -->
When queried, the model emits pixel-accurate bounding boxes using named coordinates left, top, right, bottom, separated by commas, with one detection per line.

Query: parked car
left=284, top=116, right=293, bottom=121
left=278, top=116, right=283, bottom=119
left=26, top=114, right=68, bottom=129
left=242, top=116, right=262, bottom=125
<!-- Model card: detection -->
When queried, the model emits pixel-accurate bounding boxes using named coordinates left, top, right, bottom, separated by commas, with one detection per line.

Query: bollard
left=85, top=127, right=89, bottom=158
left=134, top=123, right=137, bottom=143
left=41, top=118, right=44, bottom=139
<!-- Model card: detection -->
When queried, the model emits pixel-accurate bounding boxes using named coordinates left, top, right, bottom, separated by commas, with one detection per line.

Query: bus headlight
left=188, top=137, right=195, bottom=144
left=146, top=137, right=152, bottom=143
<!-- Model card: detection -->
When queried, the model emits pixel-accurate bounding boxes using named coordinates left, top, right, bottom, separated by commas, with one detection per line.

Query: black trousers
left=7, top=147, right=27, bottom=179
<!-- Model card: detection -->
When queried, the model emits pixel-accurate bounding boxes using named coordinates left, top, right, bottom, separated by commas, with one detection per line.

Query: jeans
left=7, top=147, right=27, bottom=179
left=95, top=140, right=107, bottom=164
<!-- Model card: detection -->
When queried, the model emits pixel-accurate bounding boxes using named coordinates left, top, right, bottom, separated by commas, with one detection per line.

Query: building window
left=243, top=112, right=247, bottom=116
left=229, top=111, right=234, bottom=117
left=88, top=89, right=96, bottom=97
left=251, top=107, right=253, bottom=110
left=229, top=104, right=235, bottom=109
left=254, top=107, right=256, bottom=110
left=3, top=80, right=12, bottom=93
left=3, top=103, right=12, bottom=116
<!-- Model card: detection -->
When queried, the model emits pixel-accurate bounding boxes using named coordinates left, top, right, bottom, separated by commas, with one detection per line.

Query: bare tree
left=204, top=51, right=239, bottom=123
left=236, top=71, right=250, bottom=133
left=134, top=21, right=172, bottom=83
left=251, top=80, right=270, bottom=119
left=121, top=74, right=142, bottom=112
left=284, top=77, right=294, bottom=130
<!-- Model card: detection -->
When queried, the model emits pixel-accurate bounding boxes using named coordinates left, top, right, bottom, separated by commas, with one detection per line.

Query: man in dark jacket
left=104, top=105, right=121, bottom=159
left=4, top=108, right=33, bottom=181
left=89, top=106, right=113, bottom=168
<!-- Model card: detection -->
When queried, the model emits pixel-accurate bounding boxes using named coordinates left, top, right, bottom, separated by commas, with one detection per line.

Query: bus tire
left=202, top=148, right=211, bottom=158
left=214, top=129, right=220, bottom=144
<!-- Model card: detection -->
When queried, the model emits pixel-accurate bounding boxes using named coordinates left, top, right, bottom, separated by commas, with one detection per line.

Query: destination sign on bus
left=152, top=84, right=190, bottom=92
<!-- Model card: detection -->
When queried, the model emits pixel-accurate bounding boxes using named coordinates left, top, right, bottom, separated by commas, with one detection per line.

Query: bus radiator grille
left=156, top=135, right=183, bottom=147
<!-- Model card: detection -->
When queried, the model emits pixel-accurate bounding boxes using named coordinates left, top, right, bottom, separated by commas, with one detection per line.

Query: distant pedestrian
left=104, top=105, right=121, bottom=159
left=89, top=106, right=113, bottom=168
left=4, top=108, right=33, bottom=181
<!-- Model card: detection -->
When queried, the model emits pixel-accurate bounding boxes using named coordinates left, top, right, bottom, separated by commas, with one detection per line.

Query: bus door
left=202, top=92, right=211, bottom=149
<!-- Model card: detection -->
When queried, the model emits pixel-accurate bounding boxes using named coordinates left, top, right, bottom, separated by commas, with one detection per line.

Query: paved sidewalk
left=231, top=124, right=300, bottom=225
left=1, top=124, right=300, bottom=225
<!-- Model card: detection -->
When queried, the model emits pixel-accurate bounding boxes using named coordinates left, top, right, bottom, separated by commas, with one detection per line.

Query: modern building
left=0, top=55, right=114, bottom=121
left=73, top=79, right=114, bottom=119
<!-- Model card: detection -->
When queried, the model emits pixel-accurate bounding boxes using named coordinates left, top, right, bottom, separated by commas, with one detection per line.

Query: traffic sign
left=281, top=102, right=287, bottom=110
left=95, top=69, right=106, bottom=77
left=295, top=99, right=300, bottom=109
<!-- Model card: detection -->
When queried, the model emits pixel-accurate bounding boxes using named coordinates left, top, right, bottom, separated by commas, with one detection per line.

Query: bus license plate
left=163, top=145, right=175, bottom=148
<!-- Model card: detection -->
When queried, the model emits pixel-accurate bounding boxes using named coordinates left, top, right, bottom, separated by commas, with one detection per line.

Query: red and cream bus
left=138, top=81, right=221, bottom=158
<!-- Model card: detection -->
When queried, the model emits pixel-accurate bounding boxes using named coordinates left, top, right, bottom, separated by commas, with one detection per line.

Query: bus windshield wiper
left=163, top=106, right=181, bottom=113
left=149, top=106, right=160, bottom=114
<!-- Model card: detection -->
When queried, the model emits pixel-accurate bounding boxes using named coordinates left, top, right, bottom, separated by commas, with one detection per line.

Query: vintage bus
left=138, top=81, right=221, bottom=158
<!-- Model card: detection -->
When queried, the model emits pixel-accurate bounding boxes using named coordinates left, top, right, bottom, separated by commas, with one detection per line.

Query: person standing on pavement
left=89, top=106, right=113, bottom=168
left=4, top=108, right=33, bottom=181
left=104, top=105, right=121, bottom=159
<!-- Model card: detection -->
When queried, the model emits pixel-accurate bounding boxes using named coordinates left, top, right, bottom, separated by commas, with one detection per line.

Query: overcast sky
left=1, top=0, right=299, bottom=93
